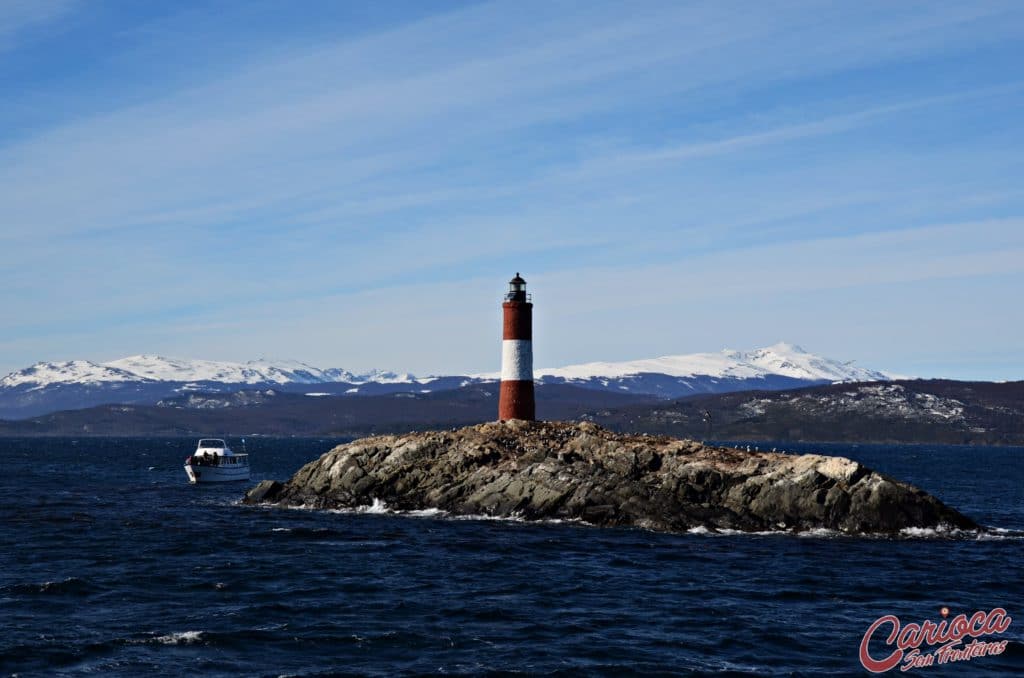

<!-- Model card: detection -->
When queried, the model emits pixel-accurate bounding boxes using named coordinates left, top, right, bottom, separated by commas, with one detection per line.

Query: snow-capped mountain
left=0, top=356, right=410, bottom=391
left=500, top=342, right=893, bottom=400
left=0, top=360, right=145, bottom=389
left=104, top=356, right=334, bottom=385
left=0, top=356, right=426, bottom=419
left=0, top=344, right=895, bottom=419
left=531, top=342, right=888, bottom=383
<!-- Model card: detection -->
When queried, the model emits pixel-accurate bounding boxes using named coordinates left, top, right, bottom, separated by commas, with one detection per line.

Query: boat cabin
left=190, top=439, right=249, bottom=467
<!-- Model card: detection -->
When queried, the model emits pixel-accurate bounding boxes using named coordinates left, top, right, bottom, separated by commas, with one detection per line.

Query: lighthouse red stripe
left=502, top=302, right=532, bottom=340
left=498, top=380, right=535, bottom=421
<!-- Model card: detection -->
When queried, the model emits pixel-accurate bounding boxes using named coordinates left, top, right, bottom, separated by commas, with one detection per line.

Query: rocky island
left=244, top=420, right=978, bottom=535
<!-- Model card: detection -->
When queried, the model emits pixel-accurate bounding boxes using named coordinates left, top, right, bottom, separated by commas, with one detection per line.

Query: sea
left=1, top=437, right=1022, bottom=677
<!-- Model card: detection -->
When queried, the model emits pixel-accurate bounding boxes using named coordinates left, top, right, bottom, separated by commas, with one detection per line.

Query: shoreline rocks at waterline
left=244, top=421, right=978, bottom=535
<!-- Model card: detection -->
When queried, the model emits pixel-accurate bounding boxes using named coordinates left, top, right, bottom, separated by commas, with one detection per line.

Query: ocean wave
left=898, top=525, right=1024, bottom=540
left=960, top=527, right=1024, bottom=540
left=127, top=627, right=312, bottom=650
left=152, top=630, right=206, bottom=645
left=1, top=576, right=98, bottom=596
left=686, top=526, right=789, bottom=537
left=684, top=523, right=1016, bottom=540
left=899, top=525, right=967, bottom=538
left=267, top=526, right=348, bottom=541
left=333, top=500, right=586, bottom=526
left=273, top=500, right=1015, bottom=540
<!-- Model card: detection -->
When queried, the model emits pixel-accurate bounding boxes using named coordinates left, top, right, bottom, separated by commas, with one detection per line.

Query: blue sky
left=1, top=0, right=1022, bottom=380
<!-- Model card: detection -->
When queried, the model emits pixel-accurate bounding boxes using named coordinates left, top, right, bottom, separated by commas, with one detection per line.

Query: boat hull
left=184, top=464, right=250, bottom=484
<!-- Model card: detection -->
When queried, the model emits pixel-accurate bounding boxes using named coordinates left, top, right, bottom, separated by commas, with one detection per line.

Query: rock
left=244, top=479, right=283, bottom=504
left=243, top=421, right=979, bottom=535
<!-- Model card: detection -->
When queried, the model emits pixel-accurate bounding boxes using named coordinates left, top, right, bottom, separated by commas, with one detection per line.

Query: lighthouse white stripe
left=500, top=340, right=533, bottom=382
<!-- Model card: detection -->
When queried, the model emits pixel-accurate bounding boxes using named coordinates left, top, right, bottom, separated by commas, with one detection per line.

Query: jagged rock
left=243, top=421, right=979, bottom=534
left=245, top=480, right=284, bottom=504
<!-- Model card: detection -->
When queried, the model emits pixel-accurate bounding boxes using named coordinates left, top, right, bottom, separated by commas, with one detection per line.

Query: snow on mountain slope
left=2, top=343, right=890, bottom=393
left=104, top=357, right=419, bottom=386
left=0, top=360, right=148, bottom=389
left=729, top=342, right=889, bottom=381
left=354, top=369, right=418, bottom=384
left=0, top=343, right=900, bottom=420
left=529, top=343, right=888, bottom=383
left=105, top=356, right=330, bottom=385
left=0, top=355, right=419, bottom=391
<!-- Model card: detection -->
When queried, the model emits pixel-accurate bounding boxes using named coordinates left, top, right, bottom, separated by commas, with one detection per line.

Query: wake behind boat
left=184, top=438, right=250, bottom=484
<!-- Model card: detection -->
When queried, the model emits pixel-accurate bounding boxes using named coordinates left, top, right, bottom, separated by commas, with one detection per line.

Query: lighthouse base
left=499, top=380, right=535, bottom=421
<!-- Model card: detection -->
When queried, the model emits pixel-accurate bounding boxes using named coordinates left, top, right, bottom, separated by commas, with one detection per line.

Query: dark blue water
left=1, top=437, right=1022, bottom=676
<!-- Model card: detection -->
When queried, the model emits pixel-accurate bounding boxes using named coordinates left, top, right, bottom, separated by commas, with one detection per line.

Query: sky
left=1, top=0, right=1022, bottom=381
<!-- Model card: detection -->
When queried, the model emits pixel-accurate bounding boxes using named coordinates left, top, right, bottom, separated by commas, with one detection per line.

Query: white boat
left=184, top=438, right=250, bottom=484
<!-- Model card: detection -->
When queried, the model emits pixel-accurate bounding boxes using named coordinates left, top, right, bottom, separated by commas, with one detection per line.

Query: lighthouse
left=499, top=273, right=535, bottom=421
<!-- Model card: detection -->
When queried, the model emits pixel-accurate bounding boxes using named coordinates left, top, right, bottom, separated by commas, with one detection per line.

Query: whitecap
left=972, top=527, right=1024, bottom=541
left=796, top=527, right=842, bottom=538
left=153, top=630, right=205, bottom=645
left=323, top=497, right=391, bottom=514
left=682, top=526, right=781, bottom=536
left=451, top=512, right=527, bottom=523
left=679, top=522, right=1006, bottom=539
left=359, top=498, right=389, bottom=514
left=266, top=501, right=1013, bottom=540
left=897, top=524, right=988, bottom=539
left=310, top=502, right=583, bottom=527
left=406, top=508, right=447, bottom=517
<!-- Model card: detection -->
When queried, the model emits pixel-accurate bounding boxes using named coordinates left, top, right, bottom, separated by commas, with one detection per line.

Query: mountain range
left=0, top=343, right=891, bottom=419
left=2, top=379, right=1020, bottom=445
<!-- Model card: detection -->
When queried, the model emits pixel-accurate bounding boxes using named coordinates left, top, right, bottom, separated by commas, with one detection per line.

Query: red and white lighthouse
left=499, top=273, right=535, bottom=421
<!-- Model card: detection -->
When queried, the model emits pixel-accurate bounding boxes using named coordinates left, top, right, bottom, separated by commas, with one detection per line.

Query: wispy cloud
left=0, top=0, right=76, bottom=51
left=2, top=2, right=1018, bottom=238
left=0, top=1, right=1022, bottom=378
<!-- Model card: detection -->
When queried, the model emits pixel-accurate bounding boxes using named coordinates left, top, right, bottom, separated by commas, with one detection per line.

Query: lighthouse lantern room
left=506, top=274, right=529, bottom=302
left=499, top=273, right=536, bottom=421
